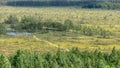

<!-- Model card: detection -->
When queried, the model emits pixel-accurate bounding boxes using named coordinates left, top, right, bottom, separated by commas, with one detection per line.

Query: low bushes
left=4, top=15, right=112, bottom=37
left=0, top=24, right=6, bottom=35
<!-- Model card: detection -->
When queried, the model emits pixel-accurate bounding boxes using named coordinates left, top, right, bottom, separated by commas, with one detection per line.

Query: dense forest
left=0, top=0, right=120, bottom=9
left=0, top=48, right=120, bottom=68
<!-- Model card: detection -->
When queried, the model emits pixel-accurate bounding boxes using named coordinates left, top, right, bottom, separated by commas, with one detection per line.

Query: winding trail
left=33, top=35, right=69, bottom=51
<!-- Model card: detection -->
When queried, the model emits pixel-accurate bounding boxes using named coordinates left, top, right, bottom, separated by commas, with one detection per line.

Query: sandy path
left=33, top=35, right=69, bottom=51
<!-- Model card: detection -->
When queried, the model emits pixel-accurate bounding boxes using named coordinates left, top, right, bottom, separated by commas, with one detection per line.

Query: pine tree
left=33, top=53, right=44, bottom=68
left=0, top=54, right=11, bottom=68
left=109, top=47, right=118, bottom=65
left=12, top=50, right=30, bottom=68
left=55, top=50, right=68, bottom=68
left=52, top=59, right=59, bottom=68
left=64, top=19, right=73, bottom=31
left=97, top=59, right=106, bottom=68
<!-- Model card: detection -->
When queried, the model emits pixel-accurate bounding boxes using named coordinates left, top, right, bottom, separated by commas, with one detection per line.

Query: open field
left=0, top=32, right=120, bottom=55
left=0, top=6, right=120, bottom=55
left=0, top=6, right=120, bottom=24
left=0, top=6, right=120, bottom=28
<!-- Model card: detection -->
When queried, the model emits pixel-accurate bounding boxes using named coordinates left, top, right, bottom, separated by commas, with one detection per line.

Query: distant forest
left=0, top=0, right=120, bottom=9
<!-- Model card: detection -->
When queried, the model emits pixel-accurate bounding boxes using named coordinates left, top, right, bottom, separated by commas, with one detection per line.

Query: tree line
left=0, top=47, right=120, bottom=68
left=2, top=0, right=120, bottom=9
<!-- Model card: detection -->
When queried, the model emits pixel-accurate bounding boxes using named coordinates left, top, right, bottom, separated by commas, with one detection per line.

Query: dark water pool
left=6, top=32, right=32, bottom=35
left=6, top=28, right=54, bottom=35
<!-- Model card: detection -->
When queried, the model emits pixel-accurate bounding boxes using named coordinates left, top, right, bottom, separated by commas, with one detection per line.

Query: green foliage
left=2, top=0, right=120, bottom=10
left=74, top=25, right=112, bottom=38
left=64, top=19, right=74, bottom=31
left=0, top=24, right=6, bottom=35
left=4, top=15, right=18, bottom=24
left=4, top=15, right=18, bottom=28
left=11, top=16, right=112, bottom=37
left=0, top=48, right=120, bottom=68
left=15, top=16, right=39, bottom=32
left=43, top=20, right=64, bottom=31
left=11, top=50, right=44, bottom=68
left=0, top=54, right=11, bottom=68
left=2, top=15, right=113, bottom=38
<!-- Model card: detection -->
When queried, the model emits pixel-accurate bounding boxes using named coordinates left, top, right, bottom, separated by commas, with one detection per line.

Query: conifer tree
left=0, top=54, right=11, bottom=68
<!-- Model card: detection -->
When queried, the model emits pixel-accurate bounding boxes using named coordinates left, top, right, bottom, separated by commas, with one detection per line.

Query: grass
left=0, top=6, right=120, bottom=34
left=0, top=6, right=120, bottom=24
left=0, top=32, right=120, bottom=55
left=0, top=6, right=120, bottom=55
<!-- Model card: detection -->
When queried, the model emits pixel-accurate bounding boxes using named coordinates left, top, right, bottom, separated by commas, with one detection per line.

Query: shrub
left=64, top=19, right=74, bottom=31
left=0, top=24, right=6, bottom=34
left=4, top=15, right=18, bottom=28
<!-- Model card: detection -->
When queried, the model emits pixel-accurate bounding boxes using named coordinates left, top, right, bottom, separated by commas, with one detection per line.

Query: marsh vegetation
left=0, top=1, right=120, bottom=67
